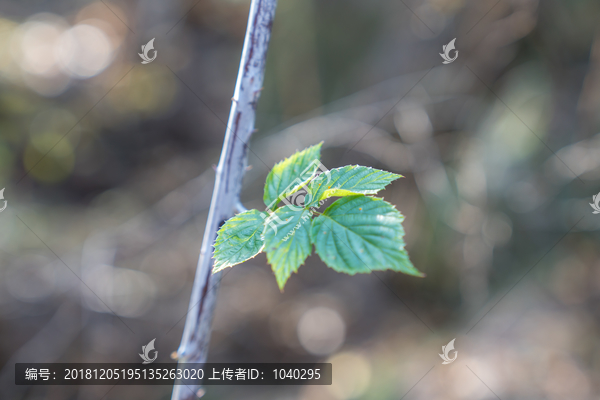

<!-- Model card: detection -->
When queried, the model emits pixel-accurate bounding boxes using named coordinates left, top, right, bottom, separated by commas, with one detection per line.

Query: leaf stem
left=235, top=200, right=248, bottom=213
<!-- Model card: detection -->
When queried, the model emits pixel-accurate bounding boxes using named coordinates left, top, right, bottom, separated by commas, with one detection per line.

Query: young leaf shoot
left=212, top=143, right=423, bottom=290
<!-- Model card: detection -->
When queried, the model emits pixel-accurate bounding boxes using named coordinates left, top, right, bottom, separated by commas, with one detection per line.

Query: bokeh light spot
left=297, top=306, right=345, bottom=355
left=326, top=352, right=371, bottom=399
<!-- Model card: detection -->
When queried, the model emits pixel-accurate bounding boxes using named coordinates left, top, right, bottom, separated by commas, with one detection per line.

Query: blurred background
left=0, top=0, right=599, bottom=399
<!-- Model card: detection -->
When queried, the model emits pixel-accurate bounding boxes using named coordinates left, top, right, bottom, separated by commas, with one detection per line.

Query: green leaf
left=311, top=195, right=423, bottom=277
left=212, top=210, right=266, bottom=273
left=307, top=165, right=401, bottom=207
left=263, top=142, right=323, bottom=209
left=263, top=206, right=313, bottom=290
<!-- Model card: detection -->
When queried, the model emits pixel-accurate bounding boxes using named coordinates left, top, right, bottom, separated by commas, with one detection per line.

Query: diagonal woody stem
left=171, top=1, right=277, bottom=398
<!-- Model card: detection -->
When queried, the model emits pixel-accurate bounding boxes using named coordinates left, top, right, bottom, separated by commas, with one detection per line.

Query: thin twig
left=170, top=1, right=278, bottom=399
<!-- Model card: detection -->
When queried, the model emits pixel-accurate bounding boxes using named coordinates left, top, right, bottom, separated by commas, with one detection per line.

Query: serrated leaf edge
left=212, top=210, right=267, bottom=273
left=263, top=142, right=323, bottom=209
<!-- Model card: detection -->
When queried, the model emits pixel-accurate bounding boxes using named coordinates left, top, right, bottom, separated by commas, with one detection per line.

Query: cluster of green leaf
left=212, top=143, right=423, bottom=290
